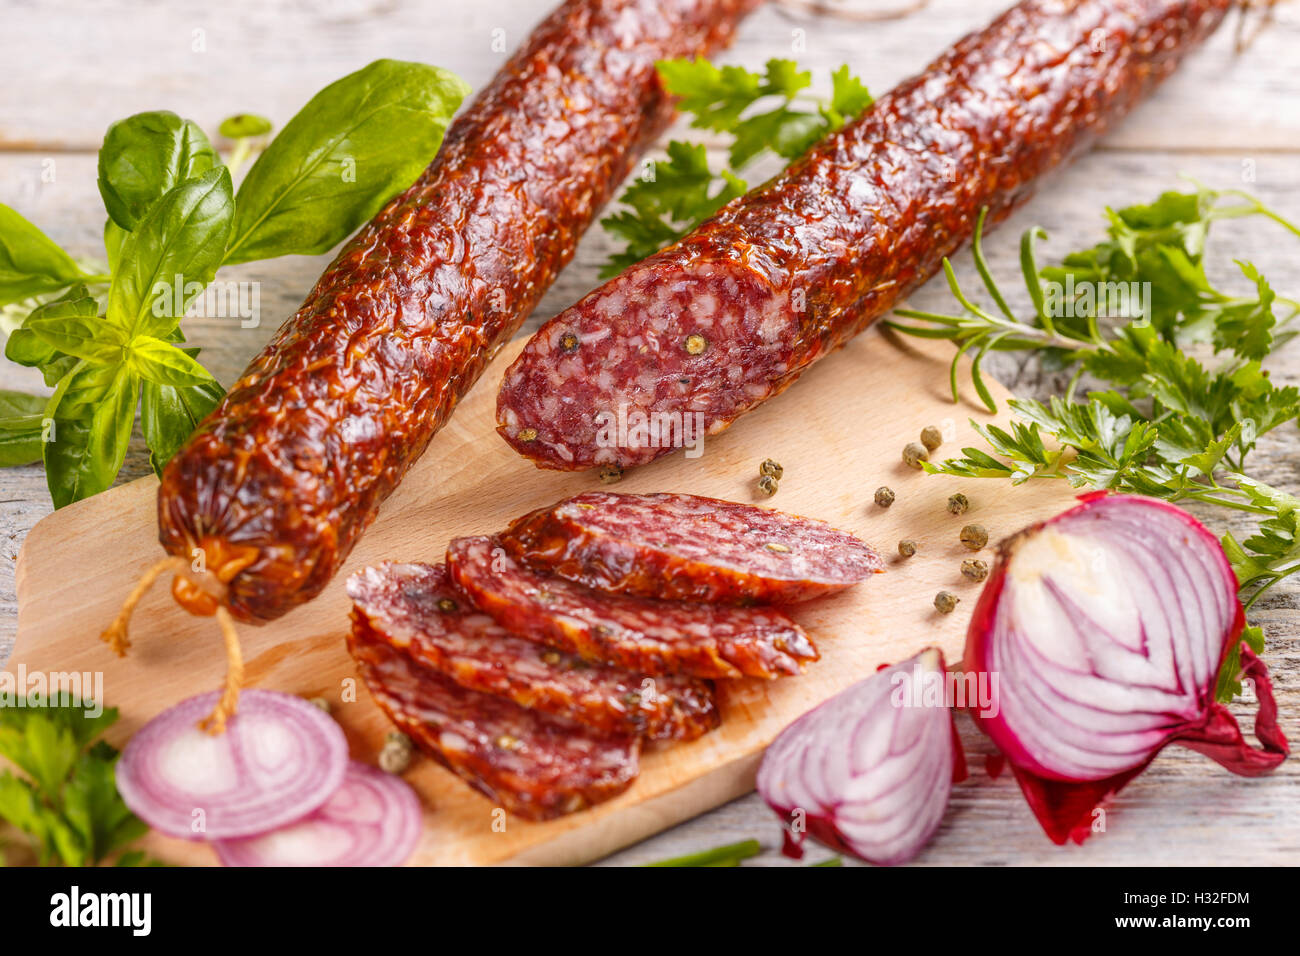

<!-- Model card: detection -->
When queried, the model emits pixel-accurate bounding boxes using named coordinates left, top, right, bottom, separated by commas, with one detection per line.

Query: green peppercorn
left=961, top=558, right=989, bottom=582
left=898, top=539, right=917, bottom=558
left=307, top=696, right=331, bottom=714
left=902, top=442, right=929, bottom=469
left=934, top=591, right=960, bottom=614
left=874, top=486, right=896, bottom=508
left=436, top=596, right=458, bottom=613
left=947, top=492, right=970, bottom=515
left=757, top=474, right=779, bottom=497
left=599, top=464, right=624, bottom=484
left=960, top=524, right=989, bottom=551
left=920, top=425, right=943, bottom=452
left=385, top=731, right=412, bottom=750
left=516, top=427, right=538, bottom=442
left=760, top=459, right=784, bottom=480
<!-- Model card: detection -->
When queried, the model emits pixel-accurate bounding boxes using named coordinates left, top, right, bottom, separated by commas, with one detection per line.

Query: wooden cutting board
left=8, top=328, right=1076, bottom=865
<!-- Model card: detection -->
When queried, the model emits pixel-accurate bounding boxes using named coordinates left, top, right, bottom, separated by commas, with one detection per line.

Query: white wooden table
left=1, top=0, right=1297, bottom=866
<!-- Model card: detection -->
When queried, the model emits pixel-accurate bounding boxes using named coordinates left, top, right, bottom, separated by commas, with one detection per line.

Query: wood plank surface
left=9, top=332, right=1080, bottom=865
left=1, top=0, right=1297, bottom=866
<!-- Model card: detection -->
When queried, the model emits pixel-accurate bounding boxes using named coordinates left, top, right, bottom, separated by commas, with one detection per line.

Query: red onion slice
left=213, top=761, right=422, bottom=867
left=967, top=493, right=1288, bottom=844
left=757, top=648, right=964, bottom=866
left=117, top=689, right=348, bottom=840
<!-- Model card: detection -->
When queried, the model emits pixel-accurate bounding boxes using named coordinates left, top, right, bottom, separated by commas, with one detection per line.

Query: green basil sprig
left=224, top=59, right=468, bottom=264
left=0, top=59, right=468, bottom=507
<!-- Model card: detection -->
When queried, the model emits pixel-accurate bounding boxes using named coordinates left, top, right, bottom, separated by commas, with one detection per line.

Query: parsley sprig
left=599, top=59, right=872, bottom=277
left=887, top=185, right=1300, bottom=697
left=0, top=702, right=161, bottom=866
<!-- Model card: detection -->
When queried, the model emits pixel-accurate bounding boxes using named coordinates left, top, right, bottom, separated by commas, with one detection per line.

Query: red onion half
left=967, top=493, right=1288, bottom=844
left=757, top=648, right=966, bottom=865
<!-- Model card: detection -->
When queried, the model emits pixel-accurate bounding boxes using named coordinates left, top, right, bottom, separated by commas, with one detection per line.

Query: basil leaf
left=104, top=219, right=127, bottom=273
left=4, top=284, right=97, bottom=368
left=141, top=362, right=223, bottom=476
left=106, top=166, right=234, bottom=338
left=224, top=59, right=468, bottom=265
left=0, top=204, right=86, bottom=307
left=0, top=390, right=48, bottom=467
left=54, top=362, right=119, bottom=422
left=0, top=389, right=46, bottom=420
left=218, top=114, right=272, bottom=139
left=44, top=368, right=138, bottom=509
left=27, top=313, right=126, bottom=365
left=128, top=334, right=215, bottom=386
left=97, top=111, right=219, bottom=231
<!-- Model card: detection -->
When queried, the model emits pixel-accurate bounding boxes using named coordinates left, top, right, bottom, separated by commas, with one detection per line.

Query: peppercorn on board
left=9, top=331, right=1078, bottom=865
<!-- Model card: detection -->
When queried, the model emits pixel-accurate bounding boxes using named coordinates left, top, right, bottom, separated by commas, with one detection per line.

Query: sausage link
left=157, top=0, right=759, bottom=621
left=496, top=0, right=1232, bottom=470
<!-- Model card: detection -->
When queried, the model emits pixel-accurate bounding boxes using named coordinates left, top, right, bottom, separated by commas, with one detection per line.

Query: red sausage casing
left=496, top=0, right=1232, bottom=471
left=156, top=0, right=758, bottom=621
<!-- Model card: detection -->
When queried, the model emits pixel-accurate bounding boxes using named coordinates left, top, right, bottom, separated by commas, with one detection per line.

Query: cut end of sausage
left=496, top=259, right=794, bottom=471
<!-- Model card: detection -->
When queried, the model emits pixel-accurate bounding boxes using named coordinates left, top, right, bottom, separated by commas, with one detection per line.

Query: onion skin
left=966, top=492, right=1288, bottom=845
left=757, top=648, right=965, bottom=866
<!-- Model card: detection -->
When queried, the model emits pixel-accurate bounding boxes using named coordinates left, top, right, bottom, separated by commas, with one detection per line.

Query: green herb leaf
left=127, top=334, right=216, bottom=387
left=44, top=366, right=138, bottom=508
left=97, top=111, right=219, bottom=231
left=218, top=113, right=273, bottom=139
left=602, top=58, right=869, bottom=274
left=0, top=704, right=149, bottom=866
left=27, top=312, right=127, bottom=365
left=0, top=204, right=87, bottom=307
left=645, top=838, right=762, bottom=867
left=0, top=390, right=49, bottom=467
left=827, top=64, right=873, bottom=124
left=6, top=284, right=98, bottom=370
left=140, top=364, right=224, bottom=476
left=106, top=166, right=234, bottom=338
left=224, top=59, right=468, bottom=265
left=598, top=141, right=746, bottom=279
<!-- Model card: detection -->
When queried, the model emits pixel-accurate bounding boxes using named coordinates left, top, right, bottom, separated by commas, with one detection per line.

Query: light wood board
left=7, top=329, right=1077, bottom=865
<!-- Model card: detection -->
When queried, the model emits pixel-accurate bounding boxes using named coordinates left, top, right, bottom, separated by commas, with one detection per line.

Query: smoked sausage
left=156, top=0, right=759, bottom=622
left=496, top=0, right=1232, bottom=471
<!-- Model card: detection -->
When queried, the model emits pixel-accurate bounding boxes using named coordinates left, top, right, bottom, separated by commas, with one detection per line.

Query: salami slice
left=446, top=535, right=817, bottom=679
left=349, top=628, right=640, bottom=821
left=347, top=562, right=719, bottom=741
left=502, top=492, right=883, bottom=604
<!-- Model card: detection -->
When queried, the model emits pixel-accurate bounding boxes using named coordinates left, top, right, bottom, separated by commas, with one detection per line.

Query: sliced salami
left=502, top=492, right=883, bottom=604
left=446, top=535, right=817, bottom=679
left=347, top=562, right=719, bottom=741
left=349, top=628, right=640, bottom=821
